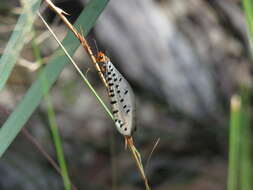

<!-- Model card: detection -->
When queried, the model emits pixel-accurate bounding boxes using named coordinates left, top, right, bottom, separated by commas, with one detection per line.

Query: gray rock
left=93, top=0, right=219, bottom=121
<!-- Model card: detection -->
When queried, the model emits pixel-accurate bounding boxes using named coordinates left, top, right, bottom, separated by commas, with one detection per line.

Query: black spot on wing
left=110, top=100, right=117, bottom=104
left=113, top=110, right=119, bottom=114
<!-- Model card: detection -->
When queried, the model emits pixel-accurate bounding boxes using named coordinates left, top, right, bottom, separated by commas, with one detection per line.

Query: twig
left=21, top=128, right=78, bottom=190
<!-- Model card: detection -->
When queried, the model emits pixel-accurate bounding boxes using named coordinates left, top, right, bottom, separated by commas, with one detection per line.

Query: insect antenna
left=93, top=38, right=99, bottom=55
left=78, top=24, right=85, bottom=39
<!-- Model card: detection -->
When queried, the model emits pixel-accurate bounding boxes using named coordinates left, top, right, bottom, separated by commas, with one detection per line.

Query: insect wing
left=104, top=60, right=135, bottom=136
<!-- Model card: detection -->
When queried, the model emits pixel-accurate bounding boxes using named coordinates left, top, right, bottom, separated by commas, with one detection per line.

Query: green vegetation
left=227, top=1, right=253, bottom=190
left=0, top=0, right=109, bottom=158
left=0, top=1, right=109, bottom=189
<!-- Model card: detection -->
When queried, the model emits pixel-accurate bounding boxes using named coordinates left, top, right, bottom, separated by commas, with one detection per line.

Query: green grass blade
left=0, top=0, right=109, bottom=157
left=239, top=87, right=252, bottom=190
left=242, top=0, right=253, bottom=55
left=32, top=29, right=71, bottom=190
left=0, top=0, right=41, bottom=90
left=38, top=12, right=113, bottom=120
left=227, top=89, right=252, bottom=190
left=227, top=95, right=241, bottom=190
left=241, top=1, right=253, bottom=190
left=45, top=91, right=71, bottom=190
left=240, top=110, right=252, bottom=190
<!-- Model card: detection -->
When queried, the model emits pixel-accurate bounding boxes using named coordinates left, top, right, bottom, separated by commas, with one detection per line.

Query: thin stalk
left=31, top=29, right=72, bottom=190
left=241, top=1, right=253, bottom=190
left=0, top=0, right=41, bottom=90
left=22, top=128, right=78, bottom=190
left=44, top=90, right=71, bottom=190
left=44, top=0, right=108, bottom=87
left=227, top=95, right=241, bottom=190
left=242, top=0, right=253, bottom=55
left=239, top=87, right=252, bottom=190
left=126, top=137, right=151, bottom=190
left=145, top=138, right=160, bottom=171
left=0, top=0, right=108, bottom=158
left=40, top=2, right=152, bottom=189
left=37, top=12, right=113, bottom=120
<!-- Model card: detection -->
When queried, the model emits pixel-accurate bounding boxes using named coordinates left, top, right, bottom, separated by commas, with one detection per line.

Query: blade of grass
left=39, top=12, right=151, bottom=190
left=0, top=0, right=109, bottom=157
left=242, top=0, right=253, bottom=55
left=38, top=12, right=113, bottom=120
left=227, top=95, right=241, bottom=190
left=227, top=89, right=252, bottom=190
left=241, top=1, right=253, bottom=190
left=32, top=29, right=72, bottom=190
left=43, top=2, right=151, bottom=189
left=37, top=12, right=113, bottom=190
left=22, top=128, right=78, bottom=190
left=0, top=0, right=41, bottom=90
left=44, top=90, right=71, bottom=190
left=239, top=87, right=252, bottom=190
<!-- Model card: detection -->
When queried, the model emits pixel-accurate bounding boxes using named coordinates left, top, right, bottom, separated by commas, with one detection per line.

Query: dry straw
left=41, top=0, right=152, bottom=189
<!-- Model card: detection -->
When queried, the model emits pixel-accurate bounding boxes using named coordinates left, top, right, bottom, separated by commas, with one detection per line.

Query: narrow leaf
left=0, top=0, right=109, bottom=157
left=0, top=0, right=41, bottom=90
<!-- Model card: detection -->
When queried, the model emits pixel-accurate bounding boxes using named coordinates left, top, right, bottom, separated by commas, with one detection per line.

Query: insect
left=96, top=52, right=136, bottom=136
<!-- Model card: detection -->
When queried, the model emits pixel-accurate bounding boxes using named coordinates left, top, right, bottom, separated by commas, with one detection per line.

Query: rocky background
left=0, top=0, right=251, bottom=190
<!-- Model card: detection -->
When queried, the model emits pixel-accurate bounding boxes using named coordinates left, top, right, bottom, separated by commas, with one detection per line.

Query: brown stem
left=44, top=0, right=108, bottom=87
left=126, top=136, right=151, bottom=190
left=43, top=1, right=151, bottom=189
left=22, top=128, right=78, bottom=190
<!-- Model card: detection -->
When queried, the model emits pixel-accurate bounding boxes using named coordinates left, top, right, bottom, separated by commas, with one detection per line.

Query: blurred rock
left=87, top=0, right=251, bottom=124
left=92, top=0, right=220, bottom=121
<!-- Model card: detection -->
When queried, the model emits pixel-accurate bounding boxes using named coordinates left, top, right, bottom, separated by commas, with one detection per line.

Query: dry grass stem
left=44, top=0, right=108, bottom=87
left=42, top=1, right=152, bottom=189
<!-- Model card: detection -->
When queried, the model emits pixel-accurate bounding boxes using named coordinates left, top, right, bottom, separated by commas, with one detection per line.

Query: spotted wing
left=104, top=60, right=135, bottom=136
